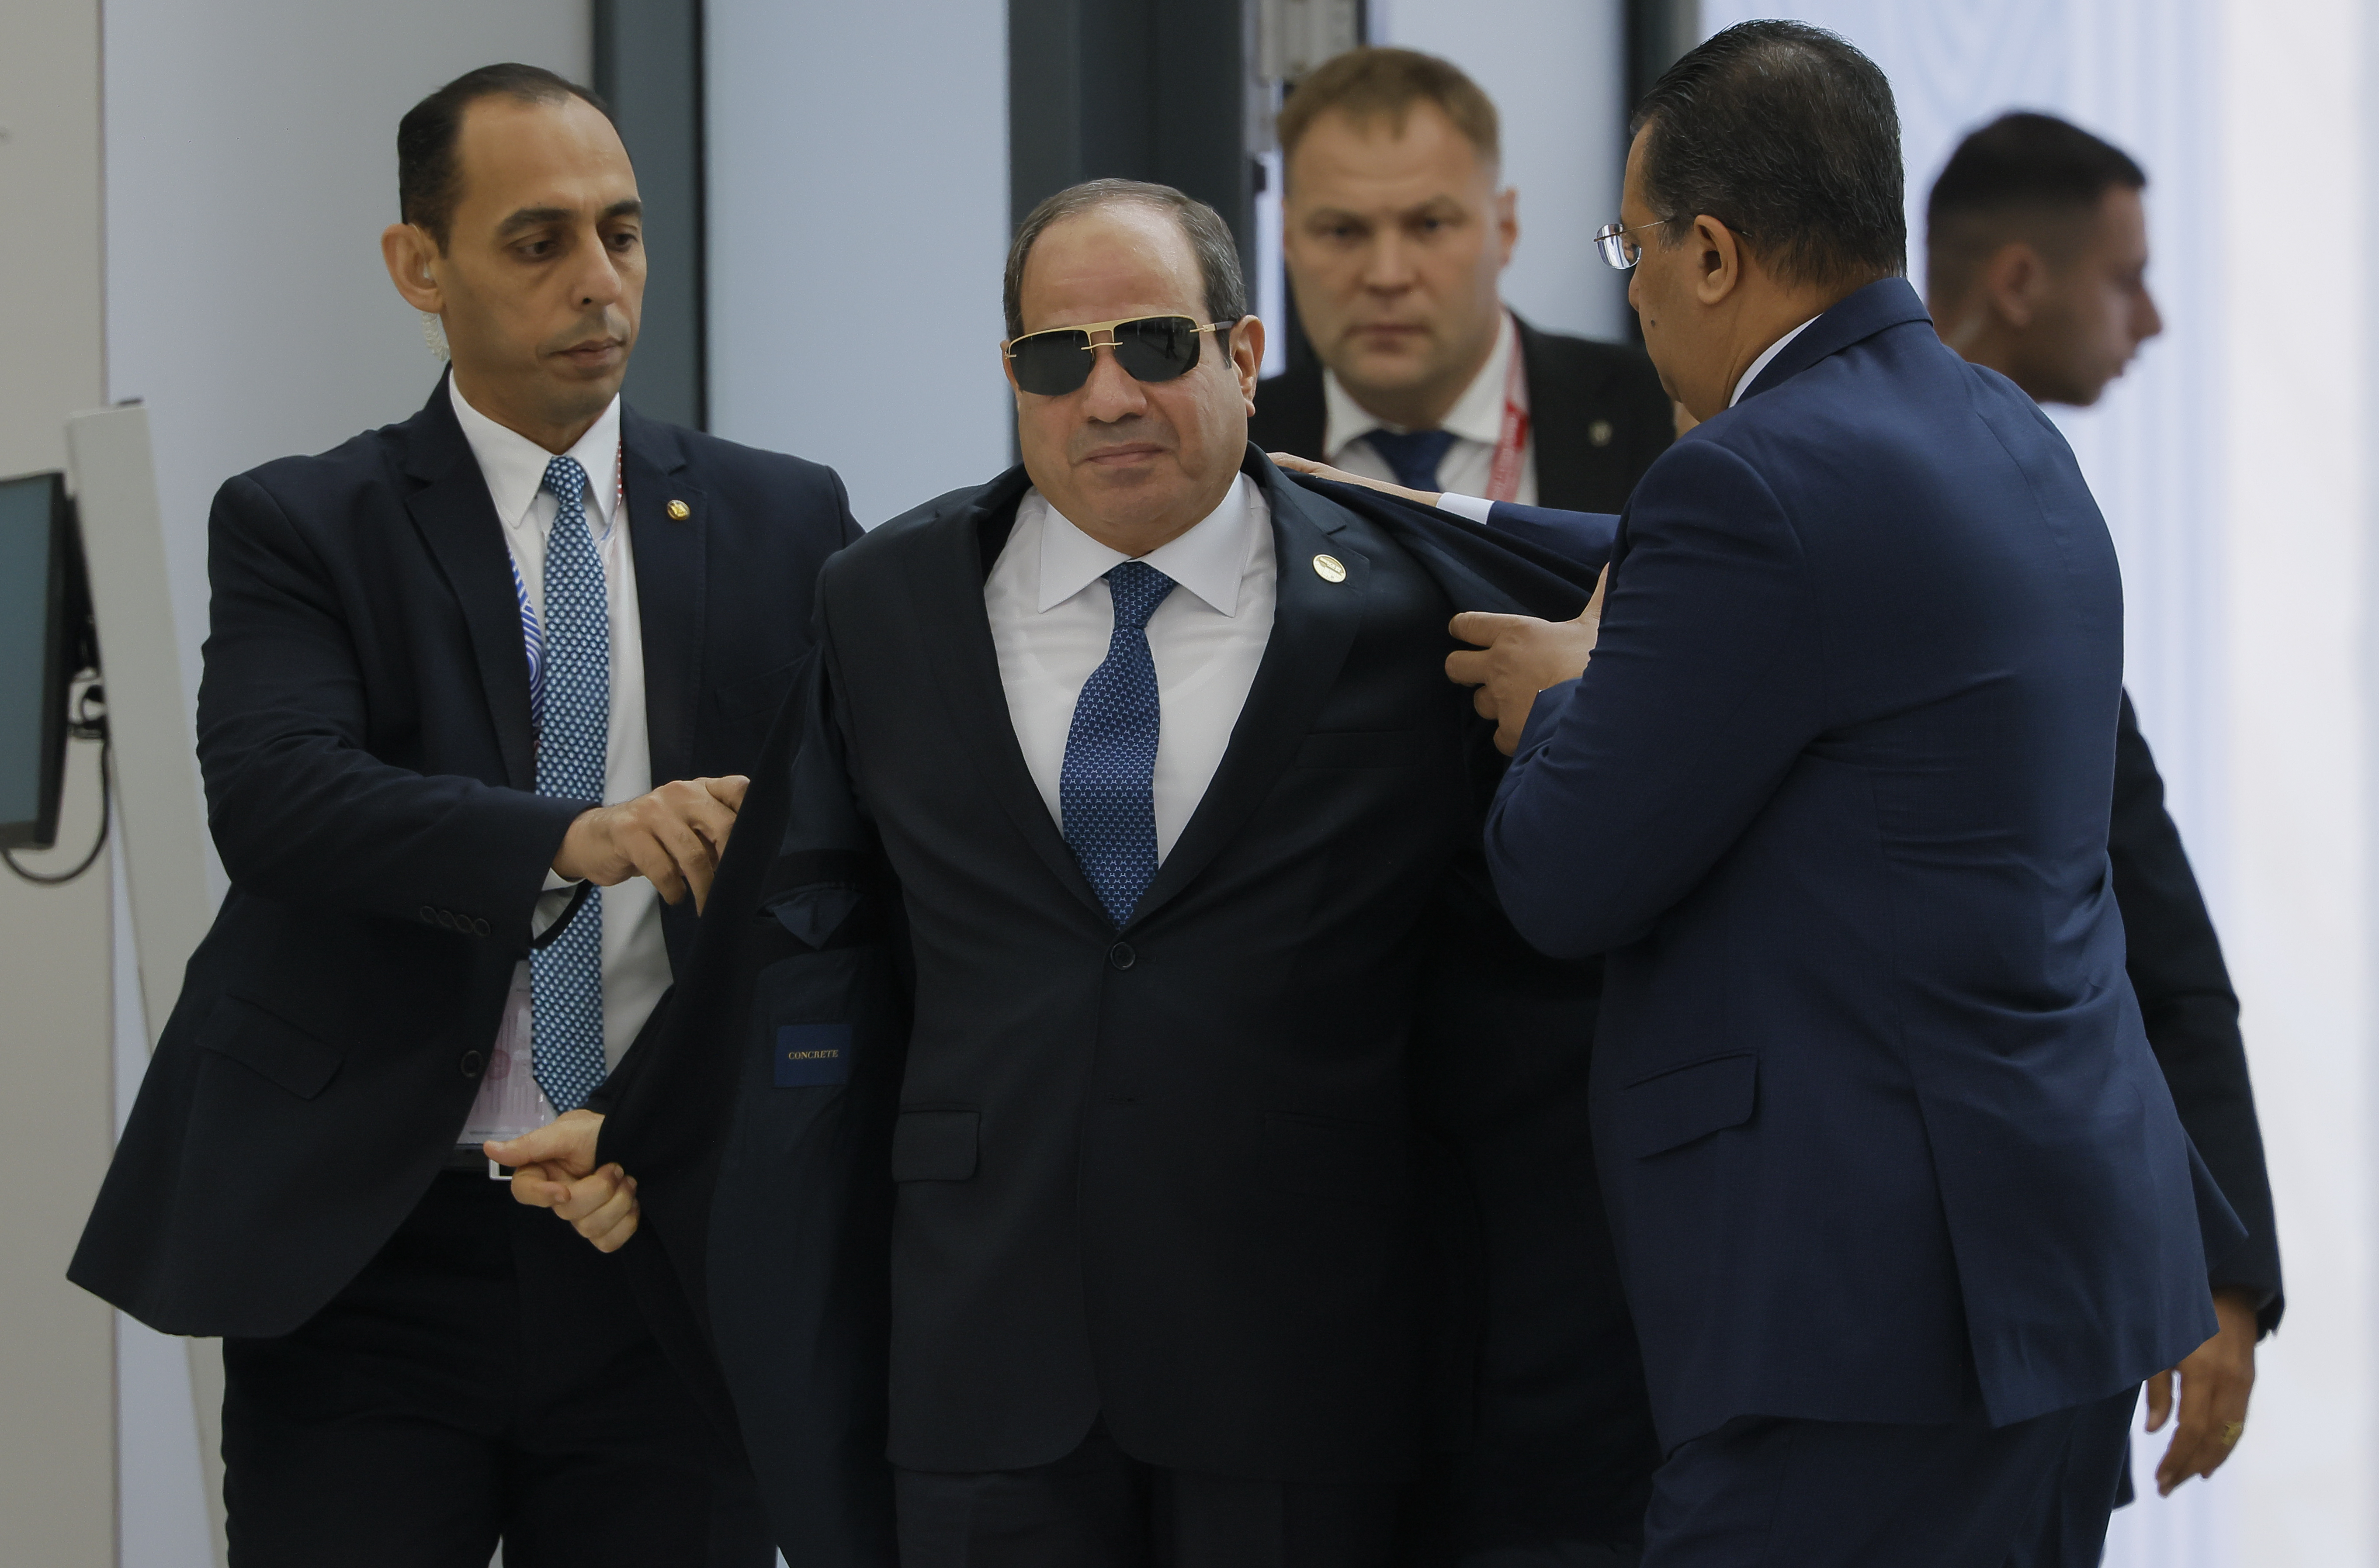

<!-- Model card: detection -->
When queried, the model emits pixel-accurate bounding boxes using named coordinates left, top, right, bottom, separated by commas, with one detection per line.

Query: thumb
left=486, top=1123, right=571, bottom=1169
left=1449, top=611, right=1529, bottom=649
left=2143, top=1370, right=2175, bottom=1432
left=704, top=774, right=751, bottom=811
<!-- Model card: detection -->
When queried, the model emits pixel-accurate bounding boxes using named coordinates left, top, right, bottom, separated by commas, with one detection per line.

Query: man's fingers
left=2142, top=1368, right=2174, bottom=1431
left=696, top=774, right=751, bottom=821
left=572, top=1176, right=639, bottom=1250
left=553, top=1164, right=630, bottom=1223
left=505, top=1162, right=572, bottom=1210
left=1446, top=649, right=1491, bottom=688
left=1472, top=686, right=1500, bottom=721
left=620, top=824, right=691, bottom=904
left=582, top=1191, right=642, bottom=1253
left=1449, top=611, right=1534, bottom=649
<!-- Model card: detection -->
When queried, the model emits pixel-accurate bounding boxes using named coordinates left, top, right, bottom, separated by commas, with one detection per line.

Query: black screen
left=0, top=471, right=72, bottom=850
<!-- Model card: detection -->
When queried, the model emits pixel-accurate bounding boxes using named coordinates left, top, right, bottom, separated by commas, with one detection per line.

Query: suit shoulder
left=1521, top=324, right=1664, bottom=397
left=822, top=484, right=976, bottom=582
left=219, top=423, right=408, bottom=525
left=663, top=424, right=846, bottom=498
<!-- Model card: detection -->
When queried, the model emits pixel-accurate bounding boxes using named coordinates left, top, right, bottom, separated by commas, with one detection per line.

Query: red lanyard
left=1484, top=327, right=1530, bottom=503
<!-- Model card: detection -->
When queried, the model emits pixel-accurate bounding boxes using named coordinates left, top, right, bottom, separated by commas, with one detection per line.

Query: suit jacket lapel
left=623, top=406, right=705, bottom=791
left=401, top=374, right=537, bottom=790
left=1130, top=454, right=1365, bottom=927
left=902, top=470, right=1107, bottom=923
left=1517, top=316, right=1594, bottom=509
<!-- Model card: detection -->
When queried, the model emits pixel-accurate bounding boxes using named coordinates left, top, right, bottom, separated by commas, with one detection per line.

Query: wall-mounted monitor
left=0, top=471, right=91, bottom=851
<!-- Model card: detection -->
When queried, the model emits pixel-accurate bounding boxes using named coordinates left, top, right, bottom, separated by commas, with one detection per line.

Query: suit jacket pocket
left=1618, top=1052, right=1757, bottom=1158
left=1294, top=730, right=1426, bottom=768
left=1261, top=1111, right=1413, bottom=1205
left=891, top=1109, right=979, bottom=1182
left=198, top=994, right=344, bottom=1100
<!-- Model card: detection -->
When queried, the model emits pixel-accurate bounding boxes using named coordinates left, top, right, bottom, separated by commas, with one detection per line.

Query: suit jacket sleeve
left=196, top=473, right=583, bottom=934
left=2109, top=692, right=2284, bottom=1329
left=1482, top=502, right=1621, bottom=575
left=1484, top=440, right=1818, bottom=959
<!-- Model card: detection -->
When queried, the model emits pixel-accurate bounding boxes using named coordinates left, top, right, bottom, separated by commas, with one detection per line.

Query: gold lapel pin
left=666, top=498, right=691, bottom=520
left=1588, top=419, right=1614, bottom=448
left=1311, top=554, right=1346, bottom=583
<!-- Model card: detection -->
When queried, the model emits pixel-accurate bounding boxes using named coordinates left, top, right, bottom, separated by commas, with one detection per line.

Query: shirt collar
left=448, top=374, right=623, bottom=536
left=1323, top=309, right=1521, bottom=458
left=1027, top=473, right=1261, bottom=617
left=1729, top=315, right=1821, bottom=408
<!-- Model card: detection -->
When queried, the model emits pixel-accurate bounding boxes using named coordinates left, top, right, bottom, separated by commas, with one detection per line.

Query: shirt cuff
left=1436, top=492, right=1495, bottom=525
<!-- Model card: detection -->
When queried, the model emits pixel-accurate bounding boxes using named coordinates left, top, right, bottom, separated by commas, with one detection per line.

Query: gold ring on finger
left=2219, top=1420, right=2244, bottom=1447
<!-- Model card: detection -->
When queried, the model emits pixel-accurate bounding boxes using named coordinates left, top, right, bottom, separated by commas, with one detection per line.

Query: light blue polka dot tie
left=531, top=454, right=608, bottom=1113
left=1061, top=561, right=1176, bottom=928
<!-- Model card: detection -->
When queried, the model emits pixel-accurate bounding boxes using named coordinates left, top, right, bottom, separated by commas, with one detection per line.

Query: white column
left=705, top=0, right=1011, bottom=531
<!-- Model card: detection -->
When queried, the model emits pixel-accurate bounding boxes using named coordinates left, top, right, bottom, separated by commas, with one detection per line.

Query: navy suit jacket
left=1482, top=279, right=2241, bottom=1447
left=70, top=374, right=859, bottom=1338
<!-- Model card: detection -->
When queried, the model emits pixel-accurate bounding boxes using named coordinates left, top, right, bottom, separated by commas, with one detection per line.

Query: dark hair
left=398, top=63, right=614, bottom=250
left=1630, top=20, right=1905, bottom=289
left=1003, top=179, right=1247, bottom=340
left=1276, top=46, right=1499, bottom=168
left=1925, top=113, right=2146, bottom=301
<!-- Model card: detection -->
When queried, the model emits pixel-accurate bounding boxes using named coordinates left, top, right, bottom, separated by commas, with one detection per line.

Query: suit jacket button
left=460, top=1050, right=484, bottom=1078
left=1108, top=941, right=1135, bottom=970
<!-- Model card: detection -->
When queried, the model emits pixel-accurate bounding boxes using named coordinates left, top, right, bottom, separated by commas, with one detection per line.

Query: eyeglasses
left=1002, top=315, right=1233, bottom=397
left=1594, top=218, right=1671, bottom=271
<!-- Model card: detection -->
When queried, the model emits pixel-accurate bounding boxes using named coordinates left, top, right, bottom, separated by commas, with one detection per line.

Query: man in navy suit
left=69, top=64, right=856, bottom=1566
left=1430, top=24, right=2236, bottom=1565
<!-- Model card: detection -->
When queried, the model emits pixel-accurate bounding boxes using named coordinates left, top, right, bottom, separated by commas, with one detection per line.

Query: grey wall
left=705, top=0, right=1011, bottom=530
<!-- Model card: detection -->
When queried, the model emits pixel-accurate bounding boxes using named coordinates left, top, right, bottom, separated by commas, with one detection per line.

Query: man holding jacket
left=69, top=63, right=857, bottom=1566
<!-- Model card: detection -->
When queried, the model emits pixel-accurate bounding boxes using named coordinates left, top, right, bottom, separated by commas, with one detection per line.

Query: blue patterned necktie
left=1366, top=427, right=1457, bottom=492
left=530, top=454, right=609, bottom=1113
left=1061, top=561, right=1177, bottom=928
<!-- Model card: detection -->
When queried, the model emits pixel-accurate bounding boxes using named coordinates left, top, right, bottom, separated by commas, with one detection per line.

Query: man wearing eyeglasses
left=1252, top=47, right=1673, bottom=514
left=588, top=176, right=1661, bottom=1568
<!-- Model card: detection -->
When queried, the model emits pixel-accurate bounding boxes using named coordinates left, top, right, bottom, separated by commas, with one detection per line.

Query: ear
left=1689, top=214, right=1744, bottom=306
left=1494, top=186, right=1519, bottom=270
left=1980, top=241, right=2047, bottom=330
left=382, top=223, right=443, bottom=313
left=1229, top=316, right=1266, bottom=410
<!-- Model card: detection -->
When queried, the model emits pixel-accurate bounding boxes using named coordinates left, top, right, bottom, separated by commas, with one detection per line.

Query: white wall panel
left=706, top=0, right=1011, bottom=530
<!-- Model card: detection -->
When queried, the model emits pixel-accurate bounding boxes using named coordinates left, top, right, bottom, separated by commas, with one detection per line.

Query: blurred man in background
left=1252, top=47, right=1672, bottom=511
left=1926, top=110, right=2283, bottom=1500
left=70, top=63, right=856, bottom=1566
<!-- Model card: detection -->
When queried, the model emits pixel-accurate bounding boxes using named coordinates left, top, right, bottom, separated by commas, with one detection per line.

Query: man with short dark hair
left=593, top=176, right=1647, bottom=1568
left=1252, top=46, right=1672, bottom=511
left=1438, top=23, right=2239, bottom=1565
left=69, top=62, right=856, bottom=1565
left=1926, top=111, right=2282, bottom=1504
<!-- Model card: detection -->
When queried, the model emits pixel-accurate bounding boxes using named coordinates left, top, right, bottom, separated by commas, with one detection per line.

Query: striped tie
left=530, top=454, right=609, bottom=1113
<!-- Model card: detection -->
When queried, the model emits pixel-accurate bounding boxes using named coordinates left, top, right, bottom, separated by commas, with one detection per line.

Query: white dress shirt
left=447, top=376, right=669, bottom=1142
left=1321, top=311, right=1537, bottom=504
left=985, top=474, right=1276, bottom=860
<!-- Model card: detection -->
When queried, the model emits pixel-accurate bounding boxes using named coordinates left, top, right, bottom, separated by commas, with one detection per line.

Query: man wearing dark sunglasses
left=592, top=175, right=1658, bottom=1568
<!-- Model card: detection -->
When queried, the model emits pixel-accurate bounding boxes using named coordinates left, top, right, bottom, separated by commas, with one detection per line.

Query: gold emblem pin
left=1588, top=419, right=1614, bottom=448
left=1312, top=553, right=1346, bottom=583
left=666, top=498, right=691, bottom=520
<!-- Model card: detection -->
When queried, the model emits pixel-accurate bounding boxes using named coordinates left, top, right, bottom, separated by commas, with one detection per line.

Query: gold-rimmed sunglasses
left=1002, top=315, right=1235, bottom=396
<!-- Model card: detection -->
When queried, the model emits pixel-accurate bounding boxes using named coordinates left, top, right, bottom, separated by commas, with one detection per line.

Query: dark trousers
left=1640, top=1387, right=2139, bottom=1568
left=895, top=1419, right=1401, bottom=1568
left=221, top=1170, right=771, bottom=1568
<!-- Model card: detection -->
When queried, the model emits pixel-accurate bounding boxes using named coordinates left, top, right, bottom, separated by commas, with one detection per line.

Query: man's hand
left=551, top=775, right=750, bottom=913
left=2144, top=1287, right=2260, bottom=1494
left=1267, top=452, right=1444, bottom=509
left=1444, top=570, right=1608, bottom=755
left=486, top=1109, right=641, bottom=1253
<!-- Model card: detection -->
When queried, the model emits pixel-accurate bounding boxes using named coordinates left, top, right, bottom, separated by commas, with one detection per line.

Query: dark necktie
left=1060, top=561, right=1177, bottom=928
left=1366, top=427, right=1457, bottom=492
left=530, top=454, right=608, bottom=1113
